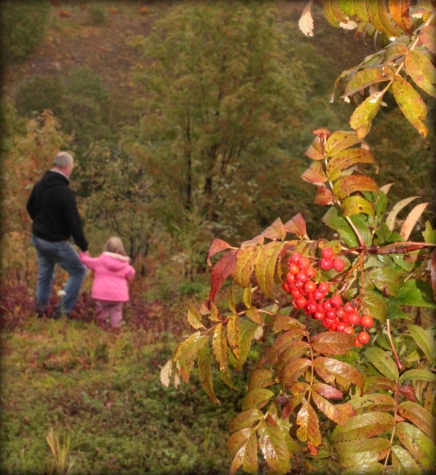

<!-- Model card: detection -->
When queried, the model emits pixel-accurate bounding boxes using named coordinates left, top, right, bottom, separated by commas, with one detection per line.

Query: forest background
left=0, top=1, right=434, bottom=474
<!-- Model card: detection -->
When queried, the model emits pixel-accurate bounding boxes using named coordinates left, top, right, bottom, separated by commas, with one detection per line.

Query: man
left=26, top=151, right=88, bottom=318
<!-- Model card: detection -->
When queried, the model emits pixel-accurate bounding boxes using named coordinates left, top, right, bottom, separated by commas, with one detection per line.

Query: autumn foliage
left=161, top=2, right=436, bottom=474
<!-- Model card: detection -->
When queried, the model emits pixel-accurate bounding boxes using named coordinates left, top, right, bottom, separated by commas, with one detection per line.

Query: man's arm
left=64, top=191, right=88, bottom=252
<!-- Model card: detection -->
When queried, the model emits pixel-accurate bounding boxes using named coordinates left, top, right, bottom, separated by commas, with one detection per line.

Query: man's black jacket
left=26, top=170, right=88, bottom=251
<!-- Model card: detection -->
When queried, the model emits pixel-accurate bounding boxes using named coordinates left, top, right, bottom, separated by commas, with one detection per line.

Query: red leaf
left=261, top=217, right=287, bottom=241
left=399, top=384, right=417, bottom=402
left=389, top=0, right=413, bottom=34
left=209, top=249, right=238, bottom=302
left=283, top=213, right=307, bottom=239
left=207, top=238, right=234, bottom=266
left=314, top=185, right=334, bottom=205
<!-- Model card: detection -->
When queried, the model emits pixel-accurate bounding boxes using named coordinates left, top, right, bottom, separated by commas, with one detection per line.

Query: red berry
left=307, top=267, right=316, bottom=278
left=326, top=310, right=336, bottom=319
left=357, top=331, right=370, bottom=345
left=321, top=247, right=335, bottom=260
left=283, top=282, right=291, bottom=293
left=304, top=280, right=316, bottom=293
left=344, top=302, right=354, bottom=313
left=289, top=252, right=301, bottom=264
left=322, top=301, right=332, bottom=311
left=330, top=295, right=343, bottom=308
left=347, top=313, right=361, bottom=325
left=291, top=290, right=302, bottom=299
left=314, top=312, right=325, bottom=320
left=336, top=322, right=346, bottom=332
left=333, top=258, right=345, bottom=272
left=360, top=315, right=374, bottom=329
left=343, top=325, right=354, bottom=335
left=318, top=282, right=330, bottom=294
left=286, top=272, right=295, bottom=285
left=313, top=290, right=325, bottom=301
left=306, top=302, right=317, bottom=314
left=320, top=258, right=334, bottom=271
left=289, top=263, right=300, bottom=275
left=354, top=339, right=363, bottom=347
left=296, top=297, right=307, bottom=308
left=335, top=307, right=344, bottom=318
left=299, top=257, right=311, bottom=270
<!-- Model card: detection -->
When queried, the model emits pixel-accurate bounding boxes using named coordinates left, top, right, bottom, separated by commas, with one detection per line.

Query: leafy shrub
left=86, top=6, right=107, bottom=26
left=0, top=0, right=51, bottom=64
left=64, top=65, right=110, bottom=105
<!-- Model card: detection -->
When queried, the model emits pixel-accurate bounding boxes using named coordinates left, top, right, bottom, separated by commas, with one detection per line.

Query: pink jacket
left=79, top=251, right=136, bottom=302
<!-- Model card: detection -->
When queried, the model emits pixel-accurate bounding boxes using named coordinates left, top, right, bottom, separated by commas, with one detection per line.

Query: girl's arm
left=126, top=265, right=136, bottom=280
left=79, top=251, right=99, bottom=271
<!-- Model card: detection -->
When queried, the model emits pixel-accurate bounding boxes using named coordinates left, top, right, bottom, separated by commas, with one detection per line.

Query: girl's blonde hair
left=103, top=237, right=127, bottom=256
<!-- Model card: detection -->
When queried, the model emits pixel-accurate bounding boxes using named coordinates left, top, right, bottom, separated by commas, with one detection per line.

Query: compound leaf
left=314, top=357, right=365, bottom=391
left=405, top=50, right=436, bottom=98
left=242, top=388, right=275, bottom=411
left=365, top=347, right=399, bottom=382
left=232, top=245, right=258, bottom=288
left=255, top=241, right=285, bottom=299
left=312, top=390, right=356, bottom=425
left=296, top=401, right=322, bottom=447
left=391, top=445, right=421, bottom=475
left=396, top=422, right=436, bottom=469
left=258, top=419, right=291, bottom=475
left=398, top=401, right=436, bottom=441
left=331, top=412, right=395, bottom=442
left=311, top=331, right=355, bottom=355
left=334, top=438, right=390, bottom=468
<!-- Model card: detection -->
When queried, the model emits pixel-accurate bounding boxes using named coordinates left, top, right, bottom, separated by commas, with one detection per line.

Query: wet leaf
left=174, top=331, right=209, bottom=363
left=301, top=161, right=328, bottom=185
left=248, top=369, right=274, bottom=391
left=349, top=394, right=396, bottom=413
left=362, top=290, right=387, bottom=323
left=389, top=0, right=413, bottom=34
left=395, top=279, right=436, bottom=309
left=400, top=369, right=436, bottom=383
left=276, top=341, right=310, bottom=376
left=314, top=357, right=365, bottom=390
left=400, top=202, right=429, bottom=240
left=365, top=347, right=399, bottom=382
left=296, top=401, right=322, bottom=446
left=349, top=92, right=383, bottom=138
left=273, top=314, right=304, bottom=333
left=229, top=409, right=264, bottom=433
left=227, top=315, right=241, bottom=359
left=367, top=0, right=400, bottom=38
left=342, top=462, right=385, bottom=475
left=368, top=267, right=402, bottom=297
left=312, top=382, right=343, bottom=400
left=407, top=324, right=436, bottom=364
left=198, top=345, right=220, bottom=404
left=391, top=445, right=421, bottom=475
left=327, top=147, right=377, bottom=182
left=255, top=241, right=285, bottom=299
left=405, top=50, right=436, bottom=98
left=261, top=217, right=287, bottom=241
left=391, top=74, right=428, bottom=137
left=325, top=130, right=361, bottom=157
left=342, top=196, right=375, bottom=217
left=279, top=358, right=312, bottom=388
left=187, top=303, right=205, bottom=330
left=344, top=68, right=388, bottom=97
left=311, top=331, right=355, bottom=355
left=283, top=213, right=307, bottom=239
left=334, top=438, right=390, bottom=467
left=228, top=428, right=257, bottom=475
left=298, top=0, right=315, bottom=38
left=212, top=323, right=227, bottom=371
left=333, top=175, right=378, bottom=200
left=242, top=388, right=275, bottom=411
left=270, top=328, right=306, bottom=363
left=209, top=249, right=238, bottom=302
left=232, top=245, right=258, bottom=288
left=312, top=391, right=355, bottom=425
left=314, top=185, right=334, bottom=205
left=396, top=422, right=436, bottom=469
left=331, top=412, right=395, bottom=442
left=398, top=401, right=436, bottom=441
left=258, top=419, right=292, bottom=475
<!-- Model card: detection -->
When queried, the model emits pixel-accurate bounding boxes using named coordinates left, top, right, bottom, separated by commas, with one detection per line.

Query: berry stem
left=386, top=319, right=402, bottom=371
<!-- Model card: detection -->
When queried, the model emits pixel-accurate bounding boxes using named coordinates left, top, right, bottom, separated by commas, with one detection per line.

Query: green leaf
left=331, top=412, right=395, bottom=443
left=312, top=391, right=355, bottom=425
left=258, top=419, right=291, bottom=475
left=383, top=42, right=409, bottom=64
left=311, top=331, right=355, bottom=355
left=198, top=345, right=220, bottom=404
left=391, top=445, right=421, bottom=475
left=344, top=68, right=389, bottom=97
left=245, top=306, right=263, bottom=324
left=227, top=428, right=258, bottom=475
left=273, top=314, right=304, bottom=333
left=333, top=175, right=379, bottom=201
left=242, top=388, right=275, bottom=411
left=391, top=74, right=428, bottom=137
left=396, top=422, right=436, bottom=469
left=398, top=401, right=436, bottom=441
left=396, top=280, right=436, bottom=309
left=342, top=196, right=375, bottom=217
left=405, top=50, right=436, bottom=98
left=327, top=147, right=377, bottom=182
left=362, top=290, right=387, bottom=323
left=229, top=409, right=264, bottom=433
left=407, top=324, right=436, bottom=364
left=314, top=357, right=365, bottom=391
left=212, top=323, right=228, bottom=371
left=187, top=304, right=205, bottom=330
left=349, top=393, right=396, bottom=413
left=334, top=438, right=390, bottom=468
left=322, top=207, right=372, bottom=248
left=296, top=401, right=322, bottom=446
left=325, top=130, right=361, bottom=157
left=255, top=241, right=285, bottom=299
left=233, top=320, right=260, bottom=371
left=232, top=245, right=258, bottom=288
left=349, top=92, right=383, bottom=138
left=400, top=369, right=436, bottom=383
left=248, top=369, right=274, bottom=391
left=365, top=347, right=399, bottom=382
left=243, top=287, right=252, bottom=308
left=174, top=331, right=209, bottom=363
left=323, top=0, right=348, bottom=27
left=368, top=267, right=403, bottom=297
left=342, top=462, right=385, bottom=475
left=423, top=221, right=436, bottom=244
left=367, top=0, right=400, bottom=38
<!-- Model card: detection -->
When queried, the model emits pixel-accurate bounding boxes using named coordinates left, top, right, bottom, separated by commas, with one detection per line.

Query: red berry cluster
left=283, top=249, right=374, bottom=347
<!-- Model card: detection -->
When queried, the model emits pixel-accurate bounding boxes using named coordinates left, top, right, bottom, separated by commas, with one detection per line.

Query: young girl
left=79, top=237, right=135, bottom=329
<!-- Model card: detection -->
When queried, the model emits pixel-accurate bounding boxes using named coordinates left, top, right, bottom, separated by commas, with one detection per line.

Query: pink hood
left=80, top=251, right=135, bottom=302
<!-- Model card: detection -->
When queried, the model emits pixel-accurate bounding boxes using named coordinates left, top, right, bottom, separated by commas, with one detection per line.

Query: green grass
left=0, top=318, right=245, bottom=475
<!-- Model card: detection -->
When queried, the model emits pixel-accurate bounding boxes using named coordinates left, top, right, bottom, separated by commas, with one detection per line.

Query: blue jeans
left=32, top=235, right=87, bottom=315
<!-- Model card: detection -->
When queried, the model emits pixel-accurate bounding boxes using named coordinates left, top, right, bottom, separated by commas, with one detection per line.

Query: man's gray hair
left=53, top=152, right=73, bottom=169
